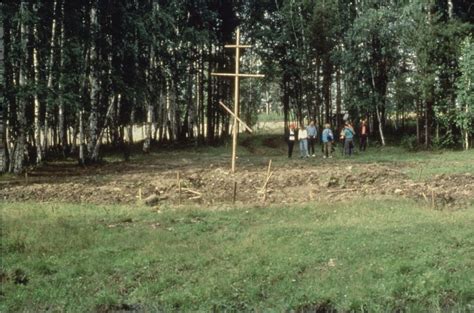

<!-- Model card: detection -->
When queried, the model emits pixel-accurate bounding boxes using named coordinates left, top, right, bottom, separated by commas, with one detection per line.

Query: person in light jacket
left=298, top=125, right=309, bottom=158
left=343, top=121, right=355, bottom=156
left=321, top=123, right=334, bottom=159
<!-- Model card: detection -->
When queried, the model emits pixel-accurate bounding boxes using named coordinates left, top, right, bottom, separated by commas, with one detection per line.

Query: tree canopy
left=1, top=0, right=473, bottom=173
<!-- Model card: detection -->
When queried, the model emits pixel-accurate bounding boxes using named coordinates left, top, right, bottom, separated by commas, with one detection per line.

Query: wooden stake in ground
left=431, top=189, right=435, bottom=209
left=177, top=171, right=181, bottom=205
left=212, top=28, right=264, bottom=174
left=233, top=181, right=237, bottom=204
left=261, top=159, right=273, bottom=203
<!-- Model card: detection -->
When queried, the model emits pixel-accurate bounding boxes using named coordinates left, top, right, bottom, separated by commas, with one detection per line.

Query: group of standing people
left=287, top=119, right=369, bottom=159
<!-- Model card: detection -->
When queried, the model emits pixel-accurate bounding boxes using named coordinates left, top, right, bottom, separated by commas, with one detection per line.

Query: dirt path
left=1, top=153, right=473, bottom=209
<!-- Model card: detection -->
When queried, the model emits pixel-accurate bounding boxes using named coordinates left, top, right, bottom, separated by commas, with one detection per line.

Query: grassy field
left=1, top=136, right=473, bottom=312
left=2, top=198, right=474, bottom=312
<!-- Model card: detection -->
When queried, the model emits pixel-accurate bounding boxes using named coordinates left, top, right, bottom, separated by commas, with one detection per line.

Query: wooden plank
left=218, top=101, right=253, bottom=133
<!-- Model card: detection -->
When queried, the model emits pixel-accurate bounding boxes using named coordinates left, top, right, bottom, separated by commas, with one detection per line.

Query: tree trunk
left=369, top=66, right=386, bottom=146
left=90, top=96, right=115, bottom=160
left=127, top=108, right=135, bottom=144
left=13, top=3, right=28, bottom=174
left=58, top=2, right=66, bottom=157
left=416, top=99, right=421, bottom=144
left=464, top=78, right=470, bottom=150
left=33, top=39, right=43, bottom=164
left=143, top=104, right=153, bottom=153
left=1, top=11, right=12, bottom=173
left=375, top=104, right=386, bottom=146
left=315, top=56, right=322, bottom=126
left=88, top=3, right=99, bottom=162
left=425, top=96, right=433, bottom=148
left=0, top=109, right=5, bottom=173
left=206, top=46, right=214, bottom=143
left=322, top=56, right=332, bottom=124
left=336, top=65, right=342, bottom=129
left=44, top=0, right=59, bottom=157
left=79, top=110, right=85, bottom=165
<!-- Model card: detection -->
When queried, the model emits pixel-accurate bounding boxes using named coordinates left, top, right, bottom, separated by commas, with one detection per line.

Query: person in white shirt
left=298, top=125, right=309, bottom=158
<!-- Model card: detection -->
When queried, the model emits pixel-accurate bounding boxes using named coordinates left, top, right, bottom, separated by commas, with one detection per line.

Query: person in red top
left=359, top=119, right=369, bottom=151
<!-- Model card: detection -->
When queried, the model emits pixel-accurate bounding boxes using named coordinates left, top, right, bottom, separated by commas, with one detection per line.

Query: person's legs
left=304, top=139, right=309, bottom=157
left=328, top=141, right=332, bottom=158
left=309, top=138, right=315, bottom=155
left=323, top=142, right=328, bottom=158
left=344, top=139, right=350, bottom=156
left=288, top=141, right=294, bottom=158
left=348, top=139, right=353, bottom=156
left=359, top=135, right=366, bottom=151
left=299, top=140, right=304, bottom=157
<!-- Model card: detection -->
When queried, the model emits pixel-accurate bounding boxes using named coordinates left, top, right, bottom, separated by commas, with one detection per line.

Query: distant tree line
left=1, top=0, right=473, bottom=174
left=248, top=0, right=473, bottom=148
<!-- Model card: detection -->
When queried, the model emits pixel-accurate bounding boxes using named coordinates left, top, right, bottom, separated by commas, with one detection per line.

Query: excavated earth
left=1, top=153, right=473, bottom=209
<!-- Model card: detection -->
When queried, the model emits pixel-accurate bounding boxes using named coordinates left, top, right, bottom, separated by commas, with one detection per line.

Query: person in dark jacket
left=287, top=124, right=296, bottom=158
left=307, top=120, right=318, bottom=157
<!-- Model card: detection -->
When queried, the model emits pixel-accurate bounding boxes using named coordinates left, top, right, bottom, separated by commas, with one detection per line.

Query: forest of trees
left=1, top=0, right=473, bottom=173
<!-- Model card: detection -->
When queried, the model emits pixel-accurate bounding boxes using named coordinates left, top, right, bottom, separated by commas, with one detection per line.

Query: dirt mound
left=1, top=158, right=472, bottom=209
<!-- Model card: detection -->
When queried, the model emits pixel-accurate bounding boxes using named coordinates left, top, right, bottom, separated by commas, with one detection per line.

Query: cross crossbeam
left=212, top=73, right=265, bottom=78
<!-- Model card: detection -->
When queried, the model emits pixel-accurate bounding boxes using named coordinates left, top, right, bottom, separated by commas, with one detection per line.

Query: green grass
left=257, top=112, right=284, bottom=122
left=99, top=133, right=473, bottom=182
left=347, top=146, right=474, bottom=180
left=2, top=199, right=474, bottom=312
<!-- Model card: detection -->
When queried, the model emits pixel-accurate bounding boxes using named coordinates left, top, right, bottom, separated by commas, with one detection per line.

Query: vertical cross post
left=232, top=28, right=241, bottom=174
left=212, top=27, right=264, bottom=173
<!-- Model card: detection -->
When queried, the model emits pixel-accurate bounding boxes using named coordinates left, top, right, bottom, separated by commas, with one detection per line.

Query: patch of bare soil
left=1, top=157, right=473, bottom=209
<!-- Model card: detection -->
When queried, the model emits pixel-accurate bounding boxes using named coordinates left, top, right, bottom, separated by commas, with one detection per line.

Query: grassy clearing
left=1, top=198, right=473, bottom=312
left=107, top=133, right=473, bottom=181
left=257, top=112, right=284, bottom=122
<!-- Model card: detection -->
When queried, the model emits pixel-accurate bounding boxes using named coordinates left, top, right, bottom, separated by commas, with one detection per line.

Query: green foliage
left=400, top=135, right=419, bottom=151
left=456, top=36, right=474, bottom=137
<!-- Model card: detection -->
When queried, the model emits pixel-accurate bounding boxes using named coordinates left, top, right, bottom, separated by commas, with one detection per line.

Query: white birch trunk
left=166, top=78, right=177, bottom=141
left=79, top=110, right=85, bottom=164
left=88, top=4, right=99, bottom=161
left=44, top=0, right=57, bottom=154
left=13, top=3, right=27, bottom=173
left=465, top=78, right=471, bottom=150
left=33, top=43, right=43, bottom=164
left=369, top=66, right=386, bottom=146
left=448, top=0, right=453, bottom=19
left=143, top=36, right=155, bottom=152
left=58, top=3, right=66, bottom=155
left=90, top=96, right=115, bottom=160
left=143, top=104, right=153, bottom=153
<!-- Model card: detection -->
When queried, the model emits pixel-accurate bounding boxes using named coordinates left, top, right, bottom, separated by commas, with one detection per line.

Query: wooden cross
left=212, top=27, right=264, bottom=173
